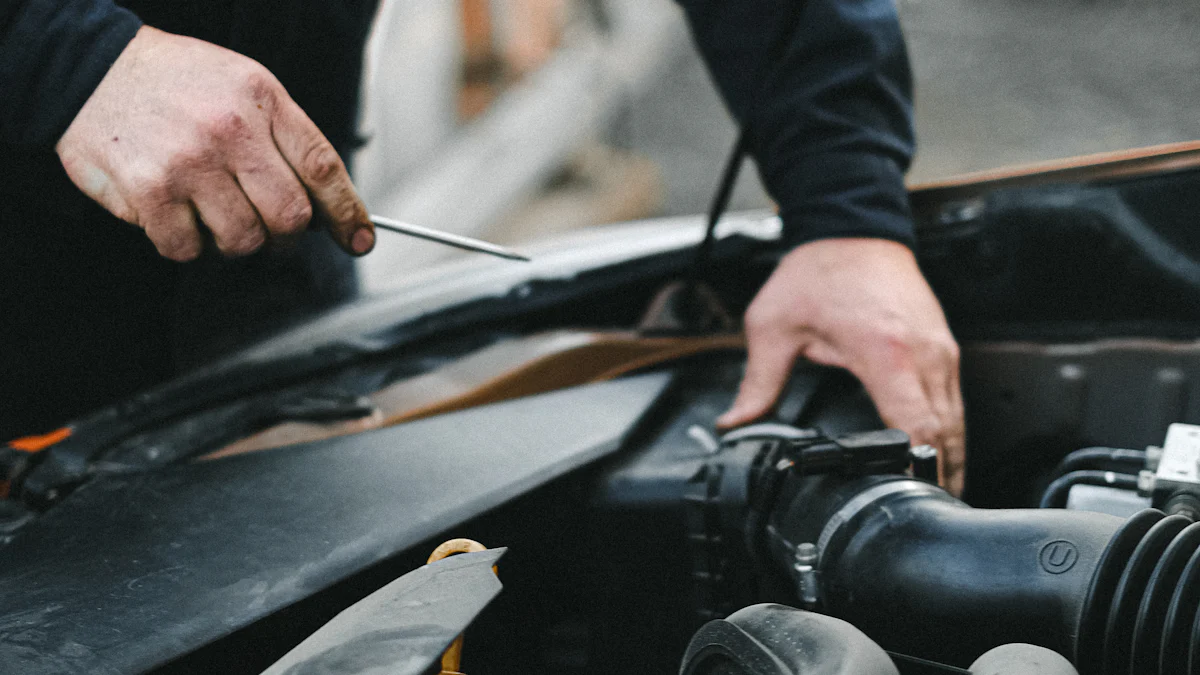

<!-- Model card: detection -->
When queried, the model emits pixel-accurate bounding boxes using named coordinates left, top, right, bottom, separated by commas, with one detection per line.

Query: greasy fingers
left=271, top=98, right=374, bottom=255
left=232, top=144, right=312, bottom=239
left=141, top=201, right=203, bottom=262
left=54, top=26, right=370, bottom=261
left=192, top=176, right=266, bottom=256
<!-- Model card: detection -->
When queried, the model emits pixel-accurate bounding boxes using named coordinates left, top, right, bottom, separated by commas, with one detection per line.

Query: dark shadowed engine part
left=679, top=604, right=899, bottom=675
left=687, top=424, right=1200, bottom=674
left=677, top=605, right=1084, bottom=675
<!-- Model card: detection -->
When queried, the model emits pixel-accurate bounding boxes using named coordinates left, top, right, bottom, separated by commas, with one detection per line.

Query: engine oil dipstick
left=370, top=215, right=531, bottom=261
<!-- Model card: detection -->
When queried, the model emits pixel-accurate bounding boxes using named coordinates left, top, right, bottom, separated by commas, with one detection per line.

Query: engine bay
left=2, top=154, right=1200, bottom=675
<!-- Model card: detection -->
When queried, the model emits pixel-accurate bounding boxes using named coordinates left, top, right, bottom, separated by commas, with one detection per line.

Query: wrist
left=782, top=236, right=917, bottom=269
left=41, top=6, right=143, bottom=149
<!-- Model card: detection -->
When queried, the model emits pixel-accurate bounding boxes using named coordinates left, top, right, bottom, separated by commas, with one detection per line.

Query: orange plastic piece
left=7, top=427, right=72, bottom=453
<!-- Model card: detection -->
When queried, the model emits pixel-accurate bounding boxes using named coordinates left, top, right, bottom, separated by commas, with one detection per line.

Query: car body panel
left=0, top=374, right=671, bottom=675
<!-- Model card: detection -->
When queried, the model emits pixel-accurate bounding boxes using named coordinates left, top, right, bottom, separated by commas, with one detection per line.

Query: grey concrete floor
left=619, top=0, right=1200, bottom=220
left=902, top=0, right=1200, bottom=180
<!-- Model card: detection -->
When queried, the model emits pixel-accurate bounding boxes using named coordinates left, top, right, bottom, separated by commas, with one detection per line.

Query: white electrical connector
left=1155, top=423, right=1200, bottom=485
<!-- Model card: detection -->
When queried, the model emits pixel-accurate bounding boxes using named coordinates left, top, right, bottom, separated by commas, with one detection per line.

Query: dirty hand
left=56, top=26, right=375, bottom=261
left=716, top=238, right=966, bottom=495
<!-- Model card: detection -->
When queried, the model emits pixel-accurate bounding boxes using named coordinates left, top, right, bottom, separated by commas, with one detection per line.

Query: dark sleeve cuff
left=0, top=0, right=143, bottom=147
left=774, top=151, right=916, bottom=250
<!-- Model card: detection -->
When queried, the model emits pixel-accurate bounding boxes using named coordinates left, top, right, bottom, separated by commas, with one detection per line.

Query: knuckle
left=872, top=322, right=928, bottom=362
left=218, top=221, right=266, bottom=257
left=112, top=202, right=139, bottom=224
left=943, top=338, right=962, bottom=364
left=241, top=66, right=280, bottom=104
left=219, top=233, right=264, bottom=257
left=743, top=308, right=767, bottom=333
left=942, top=449, right=966, bottom=471
left=301, top=142, right=344, bottom=184
left=163, top=140, right=215, bottom=175
left=876, top=331, right=915, bottom=364
left=129, top=172, right=174, bottom=207
left=332, top=194, right=368, bottom=229
left=743, top=302, right=780, bottom=336
left=148, top=227, right=200, bottom=263
left=206, top=111, right=253, bottom=143
left=273, top=196, right=313, bottom=234
left=153, top=242, right=180, bottom=261
left=915, top=333, right=960, bottom=368
left=909, top=420, right=942, bottom=445
left=874, top=317, right=913, bottom=344
left=170, top=241, right=202, bottom=263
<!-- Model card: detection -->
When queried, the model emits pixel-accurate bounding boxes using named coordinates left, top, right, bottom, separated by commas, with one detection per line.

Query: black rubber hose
left=1054, top=447, right=1146, bottom=478
left=1130, top=521, right=1200, bottom=673
left=763, top=472, right=1200, bottom=673
left=680, top=604, right=899, bottom=675
left=1100, top=515, right=1190, bottom=673
left=1039, top=470, right=1140, bottom=509
left=1076, top=512, right=1200, bottom=675
left=766, top=476, right=1127, bottom=666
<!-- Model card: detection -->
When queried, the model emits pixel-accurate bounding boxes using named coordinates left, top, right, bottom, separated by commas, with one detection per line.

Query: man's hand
left=56, top=26, right=375, bottom=261
left=716, top=238, right=966, bottom=495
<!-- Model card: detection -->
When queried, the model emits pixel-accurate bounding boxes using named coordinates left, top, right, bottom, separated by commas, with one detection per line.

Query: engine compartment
left=2, top=160, right=1200, bottom=675
left=137, top=350, right=1200, bottom=675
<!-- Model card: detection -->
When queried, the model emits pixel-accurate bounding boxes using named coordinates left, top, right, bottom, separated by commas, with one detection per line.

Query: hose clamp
left=815, top=479, right=946, bottom=566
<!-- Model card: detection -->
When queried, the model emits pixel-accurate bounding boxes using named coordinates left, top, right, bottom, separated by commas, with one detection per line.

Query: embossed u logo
left=1039, top=540, right=1079, bottom=574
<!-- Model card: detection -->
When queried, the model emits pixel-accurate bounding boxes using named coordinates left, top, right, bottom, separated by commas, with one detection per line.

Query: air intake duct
left=763, top=475, right=1200, bottom=674
left=1075, top=509, right=1200, bottom=675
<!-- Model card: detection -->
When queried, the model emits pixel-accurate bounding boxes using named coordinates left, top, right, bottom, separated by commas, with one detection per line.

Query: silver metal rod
left=368, top=214, right=531, bottom=262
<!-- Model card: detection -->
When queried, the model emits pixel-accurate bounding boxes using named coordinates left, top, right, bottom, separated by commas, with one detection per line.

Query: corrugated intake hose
left=1074, top=510, right=1200, bottom=675
left=762, top=475, right=1200, bottom=674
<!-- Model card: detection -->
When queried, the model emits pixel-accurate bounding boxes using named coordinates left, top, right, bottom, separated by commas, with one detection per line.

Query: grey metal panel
left=0, top=373, right=672, bottom=675
left=260, top=548, right=505, bottom=675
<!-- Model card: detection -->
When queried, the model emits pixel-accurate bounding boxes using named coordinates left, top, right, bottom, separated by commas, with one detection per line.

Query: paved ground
left=355, top=0, right=1200, bottom=280
left=901, top=0, right=1200, bottom=179
left=620, top=0, right=1200, bottom=219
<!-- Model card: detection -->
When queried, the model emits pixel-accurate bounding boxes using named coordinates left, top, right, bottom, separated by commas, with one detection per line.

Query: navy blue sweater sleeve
left=676, top=0, right=916, bottom=248
left=1, top=0, right=142, bottom=147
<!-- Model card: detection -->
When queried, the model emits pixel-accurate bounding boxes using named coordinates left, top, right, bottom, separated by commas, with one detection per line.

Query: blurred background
left=353, top=0, right=1200, bottom=291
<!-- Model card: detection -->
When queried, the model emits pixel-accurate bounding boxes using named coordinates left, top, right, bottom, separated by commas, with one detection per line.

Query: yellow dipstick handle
left=428, top=539, right=495, bottom=675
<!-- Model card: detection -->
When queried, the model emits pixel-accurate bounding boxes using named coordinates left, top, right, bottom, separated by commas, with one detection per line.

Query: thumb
left=718, top=335, right=802, bottom=429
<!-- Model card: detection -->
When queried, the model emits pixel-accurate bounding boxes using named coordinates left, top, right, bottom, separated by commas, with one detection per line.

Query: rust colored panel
left=910, top=141, right=1200, bottom=213
left=203, top=330, right=744, bottom=460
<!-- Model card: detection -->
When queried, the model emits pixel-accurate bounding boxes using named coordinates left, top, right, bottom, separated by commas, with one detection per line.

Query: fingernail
left=352, top=227, right=374, bottom=254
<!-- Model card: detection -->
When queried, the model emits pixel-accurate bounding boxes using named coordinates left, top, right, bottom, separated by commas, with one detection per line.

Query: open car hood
left=0, top=374, right=671, bottom=675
